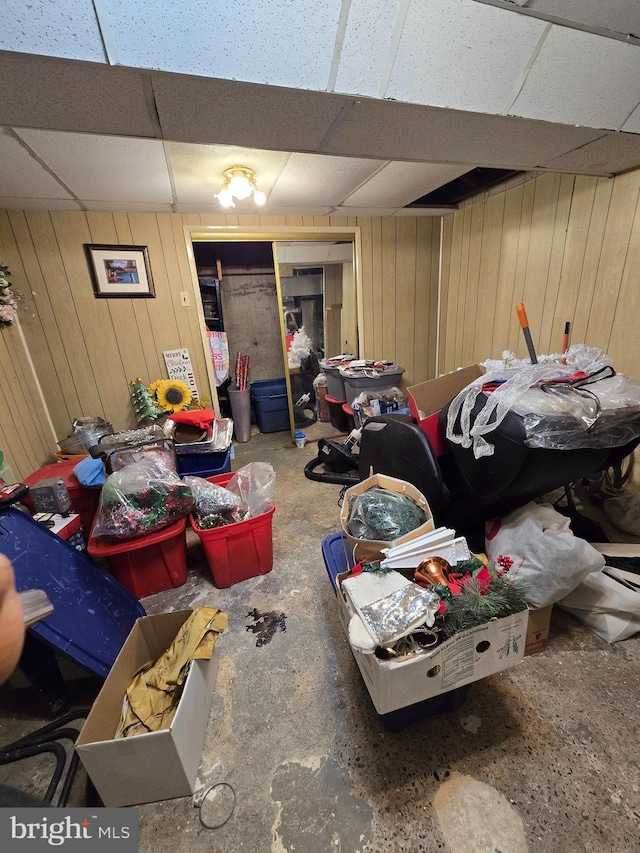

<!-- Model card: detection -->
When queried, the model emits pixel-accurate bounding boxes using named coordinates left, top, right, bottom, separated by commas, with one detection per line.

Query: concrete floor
left=2, top=421, right=640, bottom=852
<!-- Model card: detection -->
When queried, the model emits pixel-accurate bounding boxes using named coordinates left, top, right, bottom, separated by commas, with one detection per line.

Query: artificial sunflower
left=155, top=379, right=192, bottom=413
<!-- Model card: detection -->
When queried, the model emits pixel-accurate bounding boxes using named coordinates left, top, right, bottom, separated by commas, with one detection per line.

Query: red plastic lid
left=88, top=515, right=187, bottom=556
left=325, top=393, right=347, bottom=404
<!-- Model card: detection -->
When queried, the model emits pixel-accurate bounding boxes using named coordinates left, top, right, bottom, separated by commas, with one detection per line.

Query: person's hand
left=0, top=554, right=25, bottom=684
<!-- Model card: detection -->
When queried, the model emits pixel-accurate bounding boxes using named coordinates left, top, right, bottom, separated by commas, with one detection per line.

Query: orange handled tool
left=516, top=302, right=538, bottom=364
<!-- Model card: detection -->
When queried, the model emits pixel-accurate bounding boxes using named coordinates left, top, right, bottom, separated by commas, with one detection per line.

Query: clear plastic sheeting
left=512, top=373, right=640, bottom=450
left=445, top=345, right=624, bottom=458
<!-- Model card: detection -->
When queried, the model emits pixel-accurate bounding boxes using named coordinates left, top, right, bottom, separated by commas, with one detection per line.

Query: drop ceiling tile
left=0, top=197, right=83, bottom=211
left=511, top=26, right=640, bottom=129
left=0, top=55, right=157, bottom=138
left=499, top=0, right=640, bottom=37
left=344, top=162, right=470, bottom=207
left=387, top=0, right=545, bottom=112
left=15, top=130, right=173, bottom=203
left=334, top=0, right=399, bottom=97
left=81, top=200, right=175, bottom=212
left=622, top=103, right=640, bottom=134
left=0, top=0, right=105, bottom=62
left=99, top=0, right=341, bottom=90
left=395, top=207, right=455, bottom=217
left=329, top=207, right=400, bottom=217
left=540, top=131, right=640, bottom=174
left=153, top=75, right=351, bottom=151
left=259, top=206, right=334, bottom=217
left=166, top=142, right=288, bottom=206
left=0, top=131, right=73, bottom=199
left=322, top=99, right=607, bottom=171
left=268, top=153, right=385, bottom=206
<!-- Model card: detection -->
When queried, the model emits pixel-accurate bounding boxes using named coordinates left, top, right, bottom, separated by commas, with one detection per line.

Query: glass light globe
left=253, top=190, right=266, bottom=206
left=216, top=187, right=235, bottom=208
left=228, top=174, right=252, bottom=200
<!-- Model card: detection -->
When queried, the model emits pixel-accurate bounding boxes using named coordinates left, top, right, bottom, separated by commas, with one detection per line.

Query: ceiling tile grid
left=386, top=0, right=546, bottom=113
left=0, top=0, right=105, bottom=62
left=511, top=25, right=640, bottom=130
left=98, top=0, right=341, bottom=90
left=0, top=130, right=73, bottom=199
left=15, top=129, right=173, bottom=203
left=333, top=0, right=400, bottom=97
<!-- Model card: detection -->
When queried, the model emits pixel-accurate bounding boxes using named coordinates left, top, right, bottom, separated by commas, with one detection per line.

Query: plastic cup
left=294, top=430, right=306, bottom=448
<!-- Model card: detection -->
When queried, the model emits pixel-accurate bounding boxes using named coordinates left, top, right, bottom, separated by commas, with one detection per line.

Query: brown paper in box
left=340, top=473, right=435, bottom=562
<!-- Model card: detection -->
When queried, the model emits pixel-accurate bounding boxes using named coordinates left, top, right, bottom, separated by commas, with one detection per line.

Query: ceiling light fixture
left=215, top=166, right=266, bottom=208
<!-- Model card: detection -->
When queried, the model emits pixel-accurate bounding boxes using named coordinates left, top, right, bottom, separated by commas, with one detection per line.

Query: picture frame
left=84, top=244, right=155, bottom=298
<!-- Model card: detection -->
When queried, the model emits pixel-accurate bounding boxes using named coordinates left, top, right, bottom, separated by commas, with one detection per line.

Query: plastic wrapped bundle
left=93, top=458, right=194, bottom=541
left=183, top=475, right=242, bottom=518
left=347, top=487, right=427, bottom=542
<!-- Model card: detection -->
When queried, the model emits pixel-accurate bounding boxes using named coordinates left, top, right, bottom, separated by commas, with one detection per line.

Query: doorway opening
left=185, top=226, right=363, bottom=439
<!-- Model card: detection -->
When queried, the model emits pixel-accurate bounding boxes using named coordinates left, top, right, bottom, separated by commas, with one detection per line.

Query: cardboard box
left=525, top=604, right=553, bottom=654
left=407, top=364, right=486, bottom=456
left=340, top=473, right=435, bottom=562
left=336, top=571, right=527, bottom=715
left=76, top=611, right=219, bottom=807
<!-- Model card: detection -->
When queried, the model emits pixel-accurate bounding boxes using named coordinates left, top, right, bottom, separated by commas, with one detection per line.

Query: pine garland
left=438, top=564, right=528, bottom=639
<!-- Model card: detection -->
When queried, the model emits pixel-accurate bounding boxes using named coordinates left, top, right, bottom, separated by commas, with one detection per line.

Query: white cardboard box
left=336, top=571, right=528, bottom=715
left=76, top=610, right=219, bottom=807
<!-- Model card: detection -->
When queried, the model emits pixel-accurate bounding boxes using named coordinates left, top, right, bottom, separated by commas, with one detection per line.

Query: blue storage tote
left=177, top=448, right=232, bottom=478
left=250, top=378, right=290, bottom=433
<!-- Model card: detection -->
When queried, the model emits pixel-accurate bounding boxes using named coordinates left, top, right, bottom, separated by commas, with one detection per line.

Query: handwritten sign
left=163, top=348, right=199, bottom=400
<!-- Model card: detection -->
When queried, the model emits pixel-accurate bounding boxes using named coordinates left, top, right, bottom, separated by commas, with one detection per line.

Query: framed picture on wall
left=84, top=244, right=155, bottom=298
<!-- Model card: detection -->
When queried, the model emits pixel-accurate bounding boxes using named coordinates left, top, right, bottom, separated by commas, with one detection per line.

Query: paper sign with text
left=163, top=348, right=199, bottom=400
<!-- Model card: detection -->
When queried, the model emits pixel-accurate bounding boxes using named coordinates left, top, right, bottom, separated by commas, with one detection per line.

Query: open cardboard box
left=340, top=473, right=435, bottom=562
left=75, top=610, right=219, bottom=807
left=336, top=570, right=528, bottom=715
left=407, top=364, right=486, bottom=456
left=525, top=605, right=553, bottom=654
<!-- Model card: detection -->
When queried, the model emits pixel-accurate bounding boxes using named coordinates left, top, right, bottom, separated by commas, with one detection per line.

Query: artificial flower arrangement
left=148, top=379, right=192, bottom=413
left=0, top=263, right=18, bottom=328
left=356, top=554, right=527, bottom=659
left=130, top=377, right=194, bottom=425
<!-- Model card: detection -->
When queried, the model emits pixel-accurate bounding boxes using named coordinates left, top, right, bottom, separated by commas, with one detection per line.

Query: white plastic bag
left=485, top=502, right=605, bottom=608
left=558, top=570, right=640, bottom=642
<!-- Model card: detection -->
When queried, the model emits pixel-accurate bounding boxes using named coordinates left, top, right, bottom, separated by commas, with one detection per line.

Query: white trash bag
left=485, top=502, right=605, bottom=609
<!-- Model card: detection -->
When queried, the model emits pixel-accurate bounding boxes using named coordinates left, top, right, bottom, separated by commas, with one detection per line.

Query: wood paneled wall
left=438, top=169, right=640, bottom=378
left=0, top=211, right=439, bottom=478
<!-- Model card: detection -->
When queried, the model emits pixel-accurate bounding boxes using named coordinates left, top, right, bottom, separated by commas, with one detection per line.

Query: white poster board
left=163, top=348, right=199, bottom=401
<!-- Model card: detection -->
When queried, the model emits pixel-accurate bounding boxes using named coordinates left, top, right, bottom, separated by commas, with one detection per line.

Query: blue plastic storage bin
left=177, top=448, right=232, bottom=478
left=321, top=531, right=468, bottom=730
left=1, top=506, right=145, bottom=678
left=250, top=378, right=290, bottom=433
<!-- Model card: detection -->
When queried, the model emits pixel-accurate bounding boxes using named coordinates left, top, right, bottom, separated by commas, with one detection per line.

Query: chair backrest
left=358, top=415, right=447, bottom=514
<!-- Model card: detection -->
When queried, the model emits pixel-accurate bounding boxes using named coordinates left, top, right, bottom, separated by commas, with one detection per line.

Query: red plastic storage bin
left=24, top=460, right=101, bottom=535
left=87, top=516, right=188, bottom=599
left=190, top=473, right=275, bottom=588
